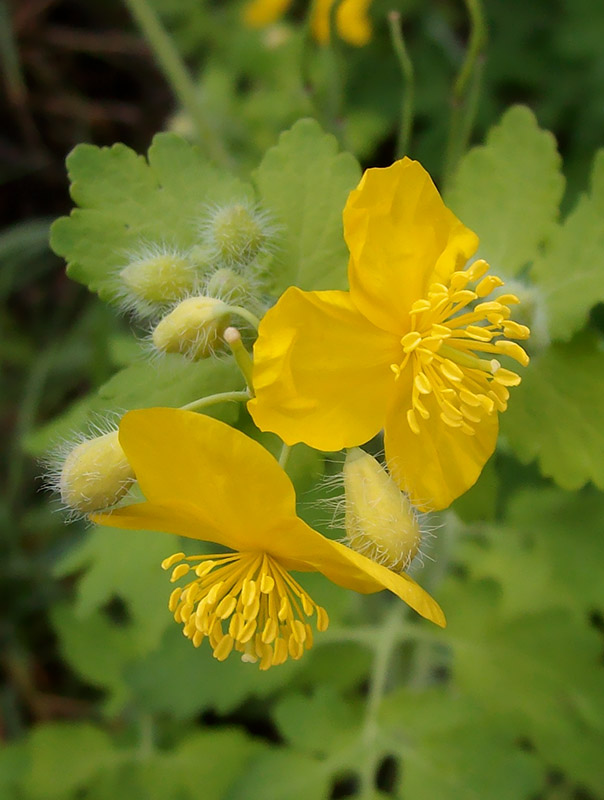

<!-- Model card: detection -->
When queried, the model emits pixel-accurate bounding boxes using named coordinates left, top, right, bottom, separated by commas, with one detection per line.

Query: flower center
left=161, top=551, right=329, bottom=670
left=390, top=259, right=530, bottom=436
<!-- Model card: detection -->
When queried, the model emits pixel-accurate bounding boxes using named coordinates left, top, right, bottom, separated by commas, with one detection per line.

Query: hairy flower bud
left=343, top=448, right=421, bottom=572
left=60, top=431, right=134, bottom=513
left=152, top=296, right=230, bottom=360
left=206, top=202, right=272, bottom=266
left=119, top=250, right=198, bottom=313
left=206, top=267, right=254, bottom=305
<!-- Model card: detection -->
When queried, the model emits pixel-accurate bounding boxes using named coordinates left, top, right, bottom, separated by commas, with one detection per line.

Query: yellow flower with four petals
left=249, top=158, right=530, bottom=511
left=243, top=0, right=373, bottom=47
left=93, top=408, right=444, bottom=670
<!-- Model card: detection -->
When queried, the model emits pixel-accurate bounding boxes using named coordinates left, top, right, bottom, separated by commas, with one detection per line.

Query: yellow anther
left=449, top=271, right=470, bottom=290
left=476, top=275, right=504, bottom=297
left=195, top=560, right=215, bottom=577
left=216, top=595, right=237, bottom=619
left=260, top=574, right=275, bottom=593
left=410, top=299, right=432, bottom=314
left=316, top=607, right=329, bottom=632
left=162, top=552, right=185, bottom=570
left=493, top=367, right=522, bottom=387
left=430, top=323, right=452, bottom=339
left=407, top=408, right=421, bottom=435
left=192, top=631, right=204, bottom=648
left=465, top=325, right=493, bottom=341
left=503, top=321, right=530, bottom=339
left=414, top=373, right=432, bottom=394
left=401, top=331, right=422, bottom=352
left=439, top=359, right=464, bottom=382
left=414, top=396, right=430, bottom=419
left=168, top=587, right=182, bottom=612
left=450, top=289, right=477, bottom=305
left=477, top=394, right=495, bottom=414
left=241, top=579, right=257, bottom=606
left=440, top=412, right=463, bottom=428
left=496, top=293, right=520, bottom=305
left=261, top=618, right=278, bottom=644
left=466, top=258, right=490, bottom=281
left=206, top=581, right=223, bottom=605
left=180, top=602, right=194, bottom=622
left=459, top=388, right=482, bottom=407
left=428, top=282, right=449, bottom=297
left=229, top=613, right=243, bottom=639
left=494, top=340, right=530, bottom=367
left=460, top=404, right=482, bottom=423
left=213, top=634, right=235, bottom=662
left=475, top=301, right=504, bottom=315
left=278, top=596, right=291, bottom=622
left=239, top=618, right=257, bottom=643
left=243, top=596, right=260, bottom=621
left=170, top=563, right=190, bottom=582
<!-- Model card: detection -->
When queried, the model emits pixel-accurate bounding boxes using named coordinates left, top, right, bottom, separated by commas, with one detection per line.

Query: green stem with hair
left=388, top=11, right=415, bottom=159
left=123, top=0, right=230, bottom=167
left=442, top=0, right=487, bottom=187
left=181, top=390, right=249, bottom=413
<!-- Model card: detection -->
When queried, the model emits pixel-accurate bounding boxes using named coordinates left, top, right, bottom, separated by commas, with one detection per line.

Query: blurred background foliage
left=1, top=0, right=604, bottom=798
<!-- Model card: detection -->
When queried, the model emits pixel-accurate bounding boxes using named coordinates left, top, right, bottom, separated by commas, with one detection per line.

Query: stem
left=223, top=327, right=255, bottom=395
left=181, top=390, right=249, bottom=412
left=123, top=0, right=230, bottom=167
left=442, top=0, right=487, bottom=187
left=358, top=602, right=402, bottom=798
left=226, top=305, right=261, bottom=331
left=387, top=11, right=415, bottom=159
left=278, top=443, right=291, bottom=469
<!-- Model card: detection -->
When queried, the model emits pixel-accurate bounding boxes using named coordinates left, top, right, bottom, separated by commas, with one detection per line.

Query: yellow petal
left=243, top=0, right=292, bottom=27
left=249, top=287, right=400, bottom=450
left=94, top=408, right=299, bottom=550
left=274, top=519, right=445, bottom=627
left=311, top=0, right=335, bottom=45
left=336, top=0, right=372, bottom=46
left=384, top=383, right=498, bottom=511
left=344, top=158, right=478, bottom=334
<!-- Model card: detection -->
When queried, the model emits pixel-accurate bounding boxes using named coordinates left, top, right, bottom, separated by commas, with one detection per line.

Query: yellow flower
left=92, top=408, right=445, bottom=670
left=243, top=0, right=373, bottom=47
left=248, top=158, right=530, bottom=511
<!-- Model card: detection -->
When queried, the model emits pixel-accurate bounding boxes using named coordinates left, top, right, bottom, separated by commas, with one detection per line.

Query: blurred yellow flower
left=92, top=408, right=444, bottom=670
left=243, top=0, right=373, bottom=46
left=249, top=158, right=530, bottom=511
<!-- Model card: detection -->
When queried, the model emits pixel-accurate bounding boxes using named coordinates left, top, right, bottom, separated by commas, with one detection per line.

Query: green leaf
left=25, top=354, right=243, bottom=456
left=51, top=134, right=253, bottom=302
left=273, top=686, right=362, bottom=757
left=0, top=740, right=28, bottom=798
left=439, top=577, right=604, bottom=794
left=55, top=527, right=172, bottom=651
left=126, top=625, right=301, bottom=719
left=380, top=689, right=543, bottom=800
left=24, top=723, right=116, bottom=799
left=461, top=487, right=604, bottom=618
left=531, top=149, right=604, bottom=340
left=447, top=106, right=564, bottom=275
left=227, top=750, right=331, bottom=800
left=88, top=729, right=261, bottom=800
left=253, top=118, right=361, bottom=293
left=501, top=332, right=604, bottom=490
left=51, top=604, right=140, bottom=710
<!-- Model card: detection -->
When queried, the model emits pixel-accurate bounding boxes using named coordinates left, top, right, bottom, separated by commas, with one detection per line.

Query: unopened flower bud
left=343, top=448, right=421, bottom=573
left=206, top=202, right=271, bottom=266
left=120, top=251, right=198, bottom=312
left=60, top=431, right=134, bottom=513
left=152, top=296, right=230, bottom=360
left=206, top=268, right=254, bottom=305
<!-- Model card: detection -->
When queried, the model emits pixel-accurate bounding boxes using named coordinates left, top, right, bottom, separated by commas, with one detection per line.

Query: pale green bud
left=206, top=268, right=254, bottom=305
left=343, top=448, right=421, bottom=572
left=60, top=431, right=134, bottom=513
left=120, top=252, right=198, bottom=308
left=152, top=296, right=230, bottom=360
left=207, top=203, right=270, bottom=266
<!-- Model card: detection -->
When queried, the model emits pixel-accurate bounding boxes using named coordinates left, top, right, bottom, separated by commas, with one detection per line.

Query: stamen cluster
left=163, top=551, right=329, bottom=670
left=391, top=259, right=530, bottom=437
